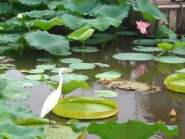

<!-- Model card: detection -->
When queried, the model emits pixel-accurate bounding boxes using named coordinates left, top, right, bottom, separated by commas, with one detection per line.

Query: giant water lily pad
left=52, top=96, right=118, bottom=119
left=154, top=56, right=185, bottom=64
left=69, top=63, right=95, bottom=70
left=24, top=30, right=69, bottom=55
left=95, top=71, right=121, bottom=79
left=164, top=73, right=185, bottom=93
left=112, top=53, right=155, bottom=61
left=50, top=74, right=88, bottom=82
left=7, top=80, right=42, bottom=88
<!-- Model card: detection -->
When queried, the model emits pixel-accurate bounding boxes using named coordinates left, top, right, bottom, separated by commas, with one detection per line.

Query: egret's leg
left=48, top=112, right=58, bottom=128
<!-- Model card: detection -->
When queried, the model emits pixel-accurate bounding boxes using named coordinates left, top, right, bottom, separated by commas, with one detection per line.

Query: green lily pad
left=95, top=71, right=121, bottom=79
left=36, top=57, right=53, bottom=62
left=25, top=74, right=49, bottom=81
left=132, top=46, right=163, bottom=52
left=0, top=87, right=32, bottom=100
left=93, top=63, right=110, bottom=67
left=172, top=46, right=185, bottom=55
left=154, top=56, right=185, bottom=64
left=60, top=58, right=83, bottom=64
left=36, top=64, right=56, bottom=70
left=112, top=53, right=155, bottom=61
left=50, top=74, right=88, bottom=82
left=0, top=78, right=7, bottom=91
left=52, top=96, right=118, bottom=119
left=94, top=90, right=118, bottom=98
left=28, top=69, right=45, bottom=74
left=69, top=63, right=95, bottom=70
left=71, top=46, right=99, bottom=52
left=7, top=80, right=42, bottom=88
left=51, top=68, right=74, bottom=74
left=133, top=39, right=158, bottom=45
left=57, top=51, right=72, bottom=56
left=19, top=69, right=29, bottom=73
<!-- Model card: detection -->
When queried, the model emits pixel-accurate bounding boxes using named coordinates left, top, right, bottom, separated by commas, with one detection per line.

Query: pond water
left=3, top=36, right=185, bottom=139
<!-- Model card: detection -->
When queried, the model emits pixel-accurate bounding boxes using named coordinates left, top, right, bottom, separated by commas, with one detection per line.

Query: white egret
left=40, top=68, right=71, bottom=127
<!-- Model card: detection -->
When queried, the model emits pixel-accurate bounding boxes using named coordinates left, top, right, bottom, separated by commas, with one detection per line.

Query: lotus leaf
left=95, top=71, right=121, bottom=79
left=25, top=74, right=49, bottom=81
left=78, top=17, right=121, bottom=32
left=71, top=120, right=178, bottom=139
left=0, top=78, right=7, bottom=91
left=133, top=39, right=158, bottom=45
left=172, top=46, right=185, bottom=55
left=69, top=63, right=95, bottom=70
left=156, top=25, right=177, bottom=40
left=0, top=3, right=13, bottom=14
left=0, top=32, right=23, bottom=43
left=0, top=101, right=37, bottom=120
left=19, top=0, right=49, bottom=7
left=157, top=42, right=185, bottom=51
left=52, top=96, right=118, bottom=119
left=0, top=46, right=12, bottom=51
left=94, top=90, right=118, bottom=98
left=36, top=57, right=52, bottom=62
left=51, top=68, right=74, bottom=74
left=155, top=38, right=179, bottom=43
left=132, top=46, right=163, bottom=52
left=94, top=3, right=130, bottom=20
left=93, top=63, right=110, bottom=67
left=68, top=27, right=94, bottom=42
left=28, top=69, right=45, bottom=74
left=164, top=73, right=185, bottom=93
left=116, top=31, right=138, bottom=36
left=113, top=53, right=155, bottom=61
left=92, top=33, right=115, bottom=40
left=154, top=56, right=185, bottom=64
left=71, top=46, right=99, bottom=52
left=24, top=30, right=70, bottom=55
left=63, top=0, right=102, bottom=15
left=0, top=120, right=45, bottom=139
left=32, top=17, right=64, bottom=31
left=36, top=64, right=55, bottom=70
left=50, top=74, right=88, bottom=82
left=0, top=110, right=9, bottom=121
left=106, top=80, right=149, bottom=91
left=22, top=10, right=55, bottom=19
left=48, top=1, right=65, bottom=10
left=7, top=80, right=42, bottom=88
left=19, top=69, right=28, bottom=73
left=60, top=58, right=83, bottom=64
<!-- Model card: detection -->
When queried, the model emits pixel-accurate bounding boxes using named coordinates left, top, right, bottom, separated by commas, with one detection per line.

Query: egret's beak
left=65, top=69, right=72, bottom=73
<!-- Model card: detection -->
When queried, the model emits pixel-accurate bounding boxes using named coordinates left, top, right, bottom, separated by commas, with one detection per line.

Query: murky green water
left=3, top=36, right=185, bottom=139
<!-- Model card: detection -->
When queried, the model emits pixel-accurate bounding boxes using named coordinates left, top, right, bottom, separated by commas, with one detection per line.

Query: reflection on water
left=3, top=36, right=185, bottom=139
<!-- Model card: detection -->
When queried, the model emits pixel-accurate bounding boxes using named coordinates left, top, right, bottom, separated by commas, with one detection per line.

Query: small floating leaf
left=132, top=46, right=162, bottom=52
left=95, top=71, right=121, bottom=79
left=154, top=56, right=185, bottom=64
left=51, top=68, right=74, bottom=74
left=94, top=90, right=118, bottom=98
left=60, top=58, right=83, bottom=64
left=69, top=63, right=95, bottom=70
left=28, top=69, right=45, bottom=74
left=50, top=74, right=88, bottom=82
left=36, top=64, right=56, bottom=70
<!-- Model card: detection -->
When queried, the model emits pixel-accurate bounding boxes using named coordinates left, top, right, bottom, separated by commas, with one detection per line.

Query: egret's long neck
left=57, top=71, right=63, bottom=91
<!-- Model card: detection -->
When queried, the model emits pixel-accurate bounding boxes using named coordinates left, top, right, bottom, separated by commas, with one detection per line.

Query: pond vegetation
left=0, top=0, right=185, bottom=138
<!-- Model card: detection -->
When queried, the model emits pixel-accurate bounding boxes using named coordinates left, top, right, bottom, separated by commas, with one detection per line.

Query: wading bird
left=40, top=68, right=71, bottom=127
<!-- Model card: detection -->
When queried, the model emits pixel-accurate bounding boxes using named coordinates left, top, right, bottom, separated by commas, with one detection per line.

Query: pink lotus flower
left=136, top=20, right=150, bottom=35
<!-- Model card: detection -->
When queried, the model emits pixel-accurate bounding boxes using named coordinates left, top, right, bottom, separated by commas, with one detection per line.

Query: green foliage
left=95, top=71, right=121, bottom=79
left=0, top=78, right=7, bottom=91
left=156, top=25, right=177, bottom=40
left=157, top=42, right=185, bottom=51
left=69, top=63, right=95, bottom=70
left=154, top=56, right=185, bottom=64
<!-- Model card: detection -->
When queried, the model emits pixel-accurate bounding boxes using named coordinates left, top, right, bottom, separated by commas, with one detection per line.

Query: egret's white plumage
left=40, top=68, right=67, bottom=119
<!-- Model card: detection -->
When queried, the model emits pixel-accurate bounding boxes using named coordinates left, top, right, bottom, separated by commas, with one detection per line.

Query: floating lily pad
left=60, top=58, right=83, bottom=64
left=94, top=90, right=118, bottom=98
left=133, top=39, right=158, bottom=45
left=69, top=63, right=95, bottom=70
left=19, top=69, right=29, bottom=73
left=132, top=46, right=163, bottom=52
left=154, top=56, right=185, bottom=64
left=172, top=46, right=185, bottom=55
left=52, top=96, right=118, bottom=119
left=25, top=74, right=49, bottom=81
left=36, top=57, right=53, bottom=62
left=93, top=63, right=110, bottom=67
left=50, top=74, right=88, bottom=82
left=57, top=51, right=72, bottom=56
left=36, top=64, right=56, bottom=70
left=7, top=80, right=42, bottom=88
left=71, top=46, right=99, bottom=52
left=0, top=87, right=32, bottom=100
left=28, top=69, right=45, bottom=74
left=51, top=68, right=74, bottom=74
left=112, top=53, right=155, bottom=61
left=164, top=73, right=185, bottom=93
left=95, top=71, right=121, bottom=79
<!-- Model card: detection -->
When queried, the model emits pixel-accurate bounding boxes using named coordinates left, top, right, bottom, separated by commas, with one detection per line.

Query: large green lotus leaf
left=50, top=74, right=88, bottom=82
left=154, top=56, right=185, bottom=64
left=0, top=110, right=9, bottom=121
left=0, top=78, right=7, bottom=91
left=0, top=101, right=37, bottom=120
left=36, top=57, right=52, bottom=62
left=63, top=0, right=102, bottom=15
left=94, top=3, right=130, bottom=20
left=0, top=32, right=23, bottom=43
left=95, top=71, right=121, bottom=79
left=0, top=120, right=45, bottom=139
left=0, top=46, right=12, bottom=51
left=19, top=0, right=49, bottom=6
left=32, top=17, right=64, bottom=30
left=156, top=25, right=177, bottom=40
left=52, top=96, right=118, bottom=119
left=24, top=30, right=70, bottom=55
left=94, top=90, right=118, bottom=98
left=60, top=58, right=83, bottom=64
left=78, top=17, right=121, bottom=31
left=0, top=87, right=32, bottom=100
left=7, top=80, right=42, bottom=88
left=71, top=46, right=99, bottom=52
left=69, top=63, right=95, bottom=70
left=164, top=73, right=185, bottom=93
left=136, top=0, right=167, bottom=23
left=132, top=46, right=163, bottom=52
left=51, top=68, right=74, bottom=74
left=25, top=74, right=49, bottom=81
left=113, top=53, right=155, bottom=61
left=61, top=14, right=84, bottom=30
left=71, top=120, right=178, bottom=139
left=36, top=64, right=56, bottom=70
left=22, top=10, right=55, bottom=19
left=133, top=39, right=158, bottom=45
left=172, top=46, right=185, bottom=55
left=48, top=1, right=65, bottom=10
left=68, top=27, right=94, bottom=42
left=0, top=3, right=13, bottom=14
